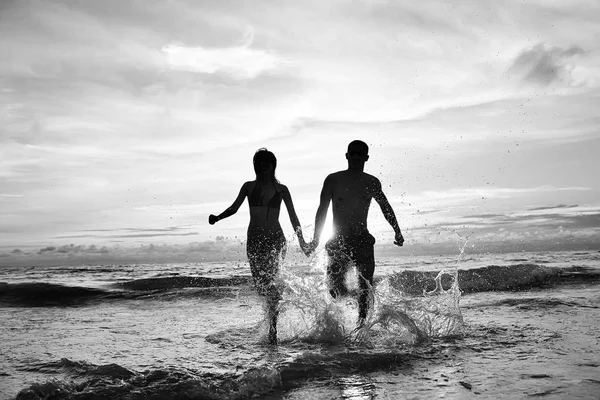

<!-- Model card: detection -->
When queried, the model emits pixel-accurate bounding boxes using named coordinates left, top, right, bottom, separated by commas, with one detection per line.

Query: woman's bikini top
left=248, top=182, right=282, bottom=210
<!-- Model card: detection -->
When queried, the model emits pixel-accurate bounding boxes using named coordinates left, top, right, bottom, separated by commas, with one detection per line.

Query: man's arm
left=208, top=183, right=248, bottom=225
left=372, top=179, right=404, bottom=246
left=312, top=175, right=333, bottom=248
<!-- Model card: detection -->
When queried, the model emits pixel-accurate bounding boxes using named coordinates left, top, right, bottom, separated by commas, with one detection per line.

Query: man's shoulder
left=363, top=172, right=381, bottom=185
left=327, top=170, right=380, bottom=182
left=325, top=171, right=344, bottom=182
left=361, top=171, right=378, bottom=180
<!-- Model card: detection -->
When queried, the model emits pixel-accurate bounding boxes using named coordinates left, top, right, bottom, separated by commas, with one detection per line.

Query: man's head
left=346, top=140, right=369, bottom=169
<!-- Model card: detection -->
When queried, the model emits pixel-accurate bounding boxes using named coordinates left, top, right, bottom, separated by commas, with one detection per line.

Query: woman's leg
left=266, top=233, right=286, bottom=344
left=247, top=231, right=285, bottom=344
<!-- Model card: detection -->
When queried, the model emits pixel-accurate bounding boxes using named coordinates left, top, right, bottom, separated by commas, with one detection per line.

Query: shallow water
left=1, top=250, right=599, bottom=399
left=280, top=285, right=600, bottom=400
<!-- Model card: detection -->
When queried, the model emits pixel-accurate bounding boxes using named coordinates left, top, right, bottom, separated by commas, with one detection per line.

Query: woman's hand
left=208, top=214, right=219, bottom=225
left=299, top=239, right=317, bottom=257
left=297, top=234, right=311, bottom=257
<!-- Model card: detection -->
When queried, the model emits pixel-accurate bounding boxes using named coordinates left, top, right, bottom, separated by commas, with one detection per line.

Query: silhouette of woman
left=209, top=148, right=307, bottom=344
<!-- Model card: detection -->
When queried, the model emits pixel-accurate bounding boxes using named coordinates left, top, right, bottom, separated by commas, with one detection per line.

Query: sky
left=1, top=0, right=599, bottom=266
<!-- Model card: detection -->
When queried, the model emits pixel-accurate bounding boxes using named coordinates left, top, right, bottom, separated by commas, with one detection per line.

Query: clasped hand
left=298, top=236, right=317, bottom=257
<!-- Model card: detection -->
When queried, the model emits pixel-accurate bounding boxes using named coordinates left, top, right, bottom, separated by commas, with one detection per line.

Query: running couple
left=208, top=140, right=404, bottom=344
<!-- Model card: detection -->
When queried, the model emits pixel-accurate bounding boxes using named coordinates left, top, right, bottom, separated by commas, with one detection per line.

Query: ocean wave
left=0, top=282, right=114, bottom=307
left=118, top=264, right=600, bottom=297
left=13, top=350, right=424, bottom=400
left=13, top=358, right=292, bottom=400
left=474, top=297, right=599, bottom=310
left=51, top=267, right=126, bottom=274
left=388, top=264, right=600, bottom=295
left=115, top=275, right=252, bottom=291
left=3, top=265, right=598, bottom=308
left=21, top=358, right=135, bottom=379
left=0, top=279, right=249, bottom=307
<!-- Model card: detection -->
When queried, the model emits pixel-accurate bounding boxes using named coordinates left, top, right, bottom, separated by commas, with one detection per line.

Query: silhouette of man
left=309, top=140, right=404, bottom=328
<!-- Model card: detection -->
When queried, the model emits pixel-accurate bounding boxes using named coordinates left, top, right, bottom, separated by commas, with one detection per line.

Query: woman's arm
left=281, top=185, right=308, bottom=250
left=208, top=183, right=249, bottom=225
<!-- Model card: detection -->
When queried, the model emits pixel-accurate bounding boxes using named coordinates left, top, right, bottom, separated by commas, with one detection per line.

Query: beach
left=1, top=250, right=599, bottom=399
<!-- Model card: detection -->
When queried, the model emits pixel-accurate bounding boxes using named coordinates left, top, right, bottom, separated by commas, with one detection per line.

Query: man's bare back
left=325, top=170, right=381, bottom=237
left=309, top=140, right=404, bottom=327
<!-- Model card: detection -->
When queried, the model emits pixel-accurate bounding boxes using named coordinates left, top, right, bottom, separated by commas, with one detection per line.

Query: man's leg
left=325, top=238, right=350, bottom=298
left=355, top=235, right=376, bottom=324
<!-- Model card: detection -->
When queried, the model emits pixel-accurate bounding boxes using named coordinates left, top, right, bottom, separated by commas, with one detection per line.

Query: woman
left=209, top=148, right=307, bottom=344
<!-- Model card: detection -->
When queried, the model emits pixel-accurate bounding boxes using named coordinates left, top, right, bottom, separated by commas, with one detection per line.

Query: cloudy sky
left=1, top=0, right=599, bottom=265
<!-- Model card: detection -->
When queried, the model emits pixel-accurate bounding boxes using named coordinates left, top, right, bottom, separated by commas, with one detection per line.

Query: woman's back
left=247, top=181, right=284, bottom=230
left=208, top=147, right=307, bottom=345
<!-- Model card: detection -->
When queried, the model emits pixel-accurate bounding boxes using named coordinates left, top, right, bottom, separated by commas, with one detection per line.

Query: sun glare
left=319, top=218, right=333, bottom=243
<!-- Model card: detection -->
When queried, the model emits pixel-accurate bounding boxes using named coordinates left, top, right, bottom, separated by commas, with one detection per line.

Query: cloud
left=162, top=29, right=285, bottom=80
left=0, top=239, right=250, bottom=267
left=426, top=208, right=600, bottom=233
left=82, top=227, right=189, bottom=232
left=1, top=0, right=600, bottom=255
left=510, top=43, right=585, bottom=86
left=462, top=213, right=507, bottom=219
left=54, top=226, right=200, bottom=240
left=405, top=186, right=590, bottom=205
left=56, top=232, right=199, bottom=239
left=529, top=204, right=578, bottom=211
left=286, top=84, right=600, bottom=151
left=403, top=209, right=600, bottom=254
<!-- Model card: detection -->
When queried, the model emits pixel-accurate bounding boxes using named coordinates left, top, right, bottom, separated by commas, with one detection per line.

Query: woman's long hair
left=253, top=148, right=279, bottom=183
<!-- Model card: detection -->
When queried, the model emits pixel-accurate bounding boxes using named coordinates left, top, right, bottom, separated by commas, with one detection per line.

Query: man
left=309, top=140, right=404, bottom=328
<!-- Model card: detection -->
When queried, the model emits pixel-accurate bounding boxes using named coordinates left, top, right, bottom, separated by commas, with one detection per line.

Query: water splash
left=276, top=250, right=357, bottom=343
left=262, top=236, right=464, bottom=346
left=372, top=236, right=467, bottom=340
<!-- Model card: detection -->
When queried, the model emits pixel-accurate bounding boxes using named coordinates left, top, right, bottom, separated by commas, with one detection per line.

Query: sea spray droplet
left=272, top=250, right=464, bottom=346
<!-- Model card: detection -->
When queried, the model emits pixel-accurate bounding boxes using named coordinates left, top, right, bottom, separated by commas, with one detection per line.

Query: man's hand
left=208, top=214, right=219, bottom=225
left=299, top=241, right=310, bottom=257
left=394, top=231, right=404, bottom=246
left=301, top=240, right=317, bottom=257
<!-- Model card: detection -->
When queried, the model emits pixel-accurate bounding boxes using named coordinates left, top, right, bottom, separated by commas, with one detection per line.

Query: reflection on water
left=338, top=375, right=377, bottom=399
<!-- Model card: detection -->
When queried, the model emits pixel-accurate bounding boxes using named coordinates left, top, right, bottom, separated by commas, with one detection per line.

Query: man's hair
left=348, top=140, right=369, bottom=154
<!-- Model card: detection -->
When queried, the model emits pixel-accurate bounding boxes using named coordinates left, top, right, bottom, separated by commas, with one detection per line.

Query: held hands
left=297, top=234, right=317, bottom=257
left=302, top=240, right=318, bottom=257
left=394, top=231, right=405, bottom=247
left=208, top=214, right=219, bottom=225
left=298, top=235, right=311, bottom=257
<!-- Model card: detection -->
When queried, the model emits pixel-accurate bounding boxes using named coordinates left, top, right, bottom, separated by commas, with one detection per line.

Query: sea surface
left=1, top=248, right=599, bottom=399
